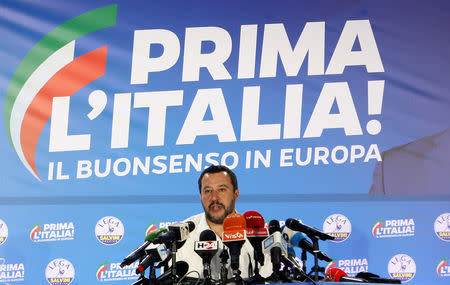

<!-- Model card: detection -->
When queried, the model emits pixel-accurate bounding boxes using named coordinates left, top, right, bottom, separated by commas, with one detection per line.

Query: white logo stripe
left=10, top=41, right=75, bottom=180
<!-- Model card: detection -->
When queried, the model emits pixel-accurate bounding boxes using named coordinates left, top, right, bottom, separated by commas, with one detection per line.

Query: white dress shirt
left=174, top=212, right=273, bottom=281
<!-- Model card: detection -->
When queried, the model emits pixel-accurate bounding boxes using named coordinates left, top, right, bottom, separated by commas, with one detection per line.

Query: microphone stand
left=133, top=261, right=160, bottom=285
left=265, top=245, right=284, bottom=283
left=219, top=246, right=244, bottom=285
left=219, top=246, right=229, bottom=285
left=285, top=255, right=309, bottom=282
left=170, top=241, right=178, bottom=284
left=225, top=269, right=243, bottom=285
left=307, top=235, right=326, bottom=282
left=132, top=257, right=149, bottom=285
left=148, top=264, right=157, bottom=285
left=301, top=249, right=307, bottom=273
left=247, top=251, right=266, bottom=284
left=203, top=262, right=212, bottom=285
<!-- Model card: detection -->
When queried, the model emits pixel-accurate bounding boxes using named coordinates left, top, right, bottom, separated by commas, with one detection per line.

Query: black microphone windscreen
left=176, top=261, right=189, bottom=277
left=186, top=221, right=195, bottom=232
left=176, top=240, right=187, bottom=249
left=286, top=218, right=334, bottom=241
left=286, top=218, right=297, bottom=229
left=268, top=219, right=281, bottom=234
left=199, top=229, right=216, bottom=241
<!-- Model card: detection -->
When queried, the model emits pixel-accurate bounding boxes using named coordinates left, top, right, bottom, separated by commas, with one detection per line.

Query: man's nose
left=210, top=189, right=220, bottom=200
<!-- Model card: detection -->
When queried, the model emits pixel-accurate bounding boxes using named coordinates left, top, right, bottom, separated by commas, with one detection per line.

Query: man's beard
left=203, top=199, right=235, bottom=224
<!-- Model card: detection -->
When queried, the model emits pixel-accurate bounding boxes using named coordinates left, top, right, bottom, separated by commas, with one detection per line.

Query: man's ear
left=234, top=188, right=239, bottom=200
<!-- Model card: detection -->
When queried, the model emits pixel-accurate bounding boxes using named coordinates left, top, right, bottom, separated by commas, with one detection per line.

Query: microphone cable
left=176, top=270, right=201, bottom=285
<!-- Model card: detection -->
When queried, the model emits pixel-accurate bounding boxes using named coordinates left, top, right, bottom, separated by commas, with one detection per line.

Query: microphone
left=120, top=227, right=168, bottom=267
left=285, top=218, right=334, bottom=241
left=135, top=243, right=170, bottom=274
left=263, top=220, right=288, bottom=272
left=282, top=226, right=332, bottom=262
left=244, top=211, right=268, bottom=266
left=355, top=272, right=401, bottom=284
left=281, top=255, right=306, bottom=282
left=156, top=261, right=189, bottom=285
left=194, top=229, right=219, bottom=279
left=153, top=221, right=195, bottom=244
left=326, top=267, right=368, bottom=283
left=222, top=213, right=247, bottom=271
left=153, top=221, right=194, bottom=282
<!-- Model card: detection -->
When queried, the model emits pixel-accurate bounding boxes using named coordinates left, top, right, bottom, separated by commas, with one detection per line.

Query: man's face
left=200, top=171, right=239, bottom=224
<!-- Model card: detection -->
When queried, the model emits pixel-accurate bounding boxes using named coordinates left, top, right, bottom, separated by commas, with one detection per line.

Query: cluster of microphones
left=121, top=211, right=401, bottom=284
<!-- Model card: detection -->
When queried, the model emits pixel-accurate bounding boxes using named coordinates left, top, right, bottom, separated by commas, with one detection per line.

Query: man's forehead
left=201, top=171, right=232, bottom=186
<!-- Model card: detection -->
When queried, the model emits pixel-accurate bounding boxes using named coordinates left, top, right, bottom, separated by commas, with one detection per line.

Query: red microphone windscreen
left=326, top=267, right=348, bottom=282
left=243, top=211, right=265, bottom=229
left=244, top=211, right=268, bottom=237
left=223, top=213, right=247, bottom=231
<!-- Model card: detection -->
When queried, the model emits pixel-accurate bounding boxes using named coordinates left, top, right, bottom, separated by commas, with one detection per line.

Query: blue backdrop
left=0, top=0, right=449, bottom=284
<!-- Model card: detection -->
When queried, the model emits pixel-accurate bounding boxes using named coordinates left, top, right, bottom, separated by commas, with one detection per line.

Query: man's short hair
left=198, top=165, right=238, bottom=193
